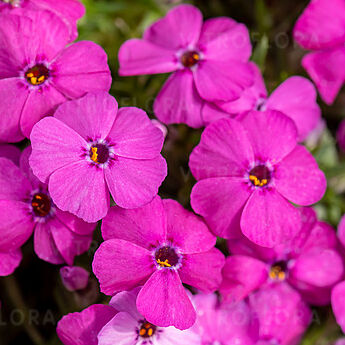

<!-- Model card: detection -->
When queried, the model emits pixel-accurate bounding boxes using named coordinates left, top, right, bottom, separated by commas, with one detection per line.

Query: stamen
left=89, top=144, right=109, bottom=164
left=31, top=193, right=51, bottom=217
left=139, top=321, right=156, bottom=338
left=269, top=261, right=287, bottom=281
left=155, top=246, right=179, bottom=268
left=249, top=165, right=271, bottom=187
left=25, top=65, right=49, bottom=86
left=181, top=50, right=200, bottom=68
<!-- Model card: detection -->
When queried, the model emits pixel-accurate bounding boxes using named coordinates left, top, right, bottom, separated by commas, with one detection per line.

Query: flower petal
left=191, top=178, right=251, bottom=239
left=154, top=70, right=204, bottom=128
left=275, top=145, right=326, bottom=206
left=239, top=109, right=298, bottom=163
left=332, top=281, right=345, bottom=333
left=118, top=39, right=178, bottom=76
left=219, top=255, right=268, bottom=302
left=189, top=118, right=253, bottom=179
left=0, top=78, right=28, bottom=142
left=202, top=103, right=229, bottom=126
left=34, top=222, right=64, bottom=264
left=0, top=200, right=34, bottom=251
left=109, top=288, right=142, bottom=320
left=338, top=215, right=345, bottom=250
left=199, top=18, right=252, bottom=62
left=52, top=41, right=112, bottom=98
left=102, top=196, right=166, bottom=249
left=57, top=304, right=117, bottom=345
left=109, top=107, right=164, bottom=159
left=241, top=189, right=301, bottom=247
left=163, top=199, right=216, bottom=254
left=266, top=77, right=321, bottom=141
left=137, top=270, right=196, bottom=330
left=302, top=48, right=345, bottom=105
left=30, top=117, right=87, bottom=183
left=293, top=0, right=345, bottom=50
left=54, top=92, right=117, bottom=141
left=92, top=239, right=154, bottom=295
left=0, top=249, right=22, bottom=276
left=143, top=4, right=202, bottom=49
left=20, top=86, right=66, bottom=138
left=178, top=248, right=225, bottom=292
left=194, top=59, right=254, bottom=102
left=105, top=155, right=167, bottom=209
left=0, top=144, right=21, bottom=165
left=48, top=160, right=109, bottom=223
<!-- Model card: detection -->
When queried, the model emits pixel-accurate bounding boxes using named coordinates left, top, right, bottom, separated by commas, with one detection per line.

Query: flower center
left=139, top=321, right=157, bottom=338
left=249, top=165, right=271, bottom=187
left=25, top=64, right=50, bottom=86
left=155, top=246, right=179, bottom=268
left=89, top=144, right=109, bottom=164
left=269, top=261, right=287, bottom=281
left=181, top=50, right=200, bottom=68
left=31, top=193, right=51, bottom=217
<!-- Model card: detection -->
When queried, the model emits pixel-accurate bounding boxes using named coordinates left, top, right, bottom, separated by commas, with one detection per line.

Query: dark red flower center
left=269, top=261, right=287, bottom=281
left=155, top=246, right=179, bottom=268
left=31, top=193, right=51, bottom=217
left=139, top=321, right=157, bottom=338
left=89, top=144, right=109, bottom=164
left=249, top=165, right=271, bottom=187
left=25, top=64, right=50, bottom=86
left=181, top=50, right=200, bottom=68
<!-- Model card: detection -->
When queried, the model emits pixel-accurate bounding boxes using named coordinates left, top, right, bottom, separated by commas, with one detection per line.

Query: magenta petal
left=154, top=70, right=204, bottom=128
left=52, top=41, right=112, bottom=98
left=219, top=255, right=268, bottom=302
left=0, top=157, right=31, bottom=201
left=290, top=249, right=343, bottom=287
left=55, top=209, right=95, bottom=236
left=302, top=48, right=345, bottom=105
left=49, top=161, right=109, bottom=223
left=241, top=189, right=301, bottom=247
left=266, top=77, right=321, bottom=141
left=109, top=288, right=142, bottom=319
left=19, top=146, right=41, bottom=189
left=20, top=87, right=66, bottom=138
left=34, top=222, right=64, bottom=264
left=194, top=60, right=254, bottom=102
left=137, top=270, right=196, bottom=330
left=0, top=200, right=34, bottom=251
left=0, top=78, right=28, bottom=142
left=332, top=281, right=345, bottom=333
left=30, top=117, right=87, bottom=183
left=163, top=199, right=216, bottom=254
left=293, top=0, right=345, bottom=50
left=143, top=4, right=202, bottom=49
left=202, top=103, right=229, bottom=126
left=57, top=304, right=117, bottom=345
left=0, top=249, right=22, bottom=276
left=338, top=215, right=345, bottom=250
left=275, top=145, right=326, bottom=206
left=178, top=248, right=225, bottom=292
left=109, top=107, right=164, bottom=159
left=189, top=118, right=254, bottom=179
left=105, top=155, right=167, bottom=209
left=92, top=239, right=154, bottom=295
left=54, top=92, right=117, bottom=141
left=249, top=283, right=311, bottom=345
left=60, top=266, right=89, bottom=292
left=191, top=177, right=250, bottom=239
left=50, top=217, right=92, bottom=265
left=0, top=144, right=21, bottom=165
left=199, top=18, right=252, bottom=62
left=240, top=109, right=298, bottom=162
left=118, top=39, right=178, bottom=76
left=102, top=196, right=166, bottom=249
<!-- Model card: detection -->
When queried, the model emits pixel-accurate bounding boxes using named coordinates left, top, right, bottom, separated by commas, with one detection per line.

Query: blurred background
left=1, top=0, right=345, bottom=343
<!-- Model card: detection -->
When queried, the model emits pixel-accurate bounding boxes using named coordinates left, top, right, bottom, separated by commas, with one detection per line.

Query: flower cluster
left=1, top=1, right=345, bottom=344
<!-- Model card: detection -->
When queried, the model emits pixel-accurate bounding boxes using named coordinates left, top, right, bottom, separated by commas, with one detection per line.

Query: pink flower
left=0, top=147, right=95, bottom=272
left=119, top=4, right=254, bottom=128
left=203, top=63, right=321, bottom=141
left=293, top=0, right=345, bottom=104
left=30, top=92, right=167, bottom=222
left=0, top=0, right=85, bottom=40
left=221, top=208, right=344, bottom=306
left=0, top=10, right=111, bottom=142
left=190, top=110, right=327, bottom=247
left=92, top=196, right=225, bottom=330
left=60, top=266, right=90, bottom=291
left=337, top=119, right=345, bottom=152
left=57, top=288, right=200, bottom=345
